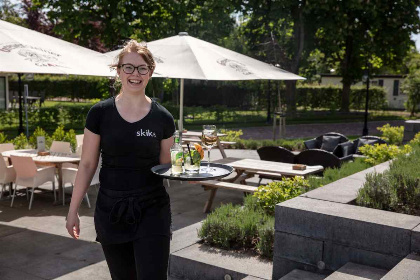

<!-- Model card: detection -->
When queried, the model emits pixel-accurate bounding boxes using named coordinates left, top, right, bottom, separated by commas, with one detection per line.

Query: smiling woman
left=65, top=40, right=176, bottom=280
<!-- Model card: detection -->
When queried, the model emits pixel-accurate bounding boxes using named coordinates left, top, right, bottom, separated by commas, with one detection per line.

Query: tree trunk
left=341, top=80, right=351, bottom=113
left=285, top=80, right=297, bottom=113
left=266, top=80, right=271, bottom=123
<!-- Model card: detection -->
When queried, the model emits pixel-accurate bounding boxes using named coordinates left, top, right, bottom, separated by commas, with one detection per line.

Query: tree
left=402, top=51, right=420, bottom=116
left=22, top=0, right=55, bottom=35
left=0, top=0, right=26, bottom=26
left=238, top=0, right=318, bottom=113
left=312, top=0, right=420, bottom=112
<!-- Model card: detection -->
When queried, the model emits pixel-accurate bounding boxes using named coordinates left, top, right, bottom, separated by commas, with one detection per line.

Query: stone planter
left=272, top=160, right=420, bottom=279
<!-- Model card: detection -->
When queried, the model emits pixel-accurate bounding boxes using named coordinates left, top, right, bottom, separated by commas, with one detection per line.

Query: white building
left=321, top=74, right=406, bottom=109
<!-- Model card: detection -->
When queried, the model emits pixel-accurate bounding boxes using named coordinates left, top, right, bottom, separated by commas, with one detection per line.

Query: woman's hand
left=66, top=211, right=80, bottom=239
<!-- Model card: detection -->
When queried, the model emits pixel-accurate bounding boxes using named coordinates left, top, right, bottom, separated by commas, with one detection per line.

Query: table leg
left=56, top=163, right=63, bottom=205
left=217, top=138, right=227, bottom=159
left=203, top=188, right=217, bottom=213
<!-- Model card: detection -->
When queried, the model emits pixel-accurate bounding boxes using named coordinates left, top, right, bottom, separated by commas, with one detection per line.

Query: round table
left=2, top=149, right=80, bottom=205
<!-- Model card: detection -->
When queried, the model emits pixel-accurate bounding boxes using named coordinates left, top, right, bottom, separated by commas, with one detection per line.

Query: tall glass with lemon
left=170, top=131, right=183, bottom=175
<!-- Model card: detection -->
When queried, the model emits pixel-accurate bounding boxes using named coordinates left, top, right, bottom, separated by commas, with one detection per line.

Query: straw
left=186, top=143, right=194, bottom=165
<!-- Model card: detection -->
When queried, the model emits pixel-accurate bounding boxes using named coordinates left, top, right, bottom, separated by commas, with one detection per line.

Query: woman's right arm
left=66, top=128, right=100, bottom=239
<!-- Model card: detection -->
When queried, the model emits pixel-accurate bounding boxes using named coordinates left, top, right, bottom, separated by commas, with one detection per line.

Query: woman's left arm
left=160, top=136, right=174, bottom=164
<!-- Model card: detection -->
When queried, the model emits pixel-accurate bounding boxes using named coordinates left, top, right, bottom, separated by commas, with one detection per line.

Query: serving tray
left=151, top=162, right=233, bottom=181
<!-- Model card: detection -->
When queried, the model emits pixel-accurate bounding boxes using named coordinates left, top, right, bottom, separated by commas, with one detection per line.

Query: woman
left=66, top=40, right=175, bottom=280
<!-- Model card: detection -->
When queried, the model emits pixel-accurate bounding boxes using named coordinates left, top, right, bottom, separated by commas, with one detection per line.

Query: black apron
left=94, top=186, right=171, bottom=245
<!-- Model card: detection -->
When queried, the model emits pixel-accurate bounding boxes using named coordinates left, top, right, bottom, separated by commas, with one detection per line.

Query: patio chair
left=295, top=149, right=341, bottom=170
left=304, top=132, right=349, bottom=153
left=10, top=156, right=56, bottom=210
left=334, top=136, right=388, bottom=159
left=0, top=143, right=15, bottom=166
left=0, top=154, right=16, bottom=199
left=257, top=146, right=296, bottom=185
left=50, top=141, right=72, bottom=154
left=61, top=157, right=101, bottom=207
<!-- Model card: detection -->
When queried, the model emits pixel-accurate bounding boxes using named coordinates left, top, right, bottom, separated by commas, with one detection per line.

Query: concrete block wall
left=272, top=160, right=420, bottom=279
left=403, top=119, right=420, bottom=143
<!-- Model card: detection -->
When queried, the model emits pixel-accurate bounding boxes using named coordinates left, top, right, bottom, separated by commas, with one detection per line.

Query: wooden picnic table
left=200, top=157, right=323, bottom=212
left=2, top=149, right=80, bottom=205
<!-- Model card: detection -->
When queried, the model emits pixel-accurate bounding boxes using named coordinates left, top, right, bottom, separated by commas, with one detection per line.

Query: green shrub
left=0, top=132, right=8, bottom=143
left=253, top=177, right=310, bottom=215
left=12, top=133, right=29, bottom=149
left=51, top=125, right=77, bottom=152
left=377, top=124, right=404, bottom=145
left=410, top=132, right=420, bottom=146
left=198, top=195, right=275, bottom=258
left=29, top=127, right=51, bottom=149
left=233, top=139, right=304, bottom=151
left=358, top=143, right=412, bottom=165
left=356, top=145, right=420, bottom=215
left=219, top=129, right=243, bottom=142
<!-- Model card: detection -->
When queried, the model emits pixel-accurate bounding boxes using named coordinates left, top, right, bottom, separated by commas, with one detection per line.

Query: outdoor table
left=1, top=149, right=80, bottom=205
left=182, top=131, right=229, bottom=158
left=199, top=157, right=324, bottom=212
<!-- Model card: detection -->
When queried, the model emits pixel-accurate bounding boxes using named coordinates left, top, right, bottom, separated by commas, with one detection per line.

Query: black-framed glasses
left=119, top=64, right=151, bottom=75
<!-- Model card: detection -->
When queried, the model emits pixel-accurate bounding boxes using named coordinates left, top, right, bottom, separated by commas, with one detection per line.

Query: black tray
left=151, top=162, right=234, bottom=181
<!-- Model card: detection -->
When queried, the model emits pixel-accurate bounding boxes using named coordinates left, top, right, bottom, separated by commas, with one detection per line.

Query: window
left=0, top=77, right=6, bottom=110
left=378, top=80, right=384, bottom=87
left=393, top=80, right=399, bottom=96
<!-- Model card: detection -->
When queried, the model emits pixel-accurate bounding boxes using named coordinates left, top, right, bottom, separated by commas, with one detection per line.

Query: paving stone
left=274, top=232, right=323, bottom=266
left=0, top=224, right=26, bottom=238
left=170, top=221, right=202, bottom=253
left=324, top=262, right=387, bottom=280
left=170, top=243, right=272, bottom=280
left=381, top=253, right=420, bottom=280
left=411, top=224, right=420, bottom=253
left=54, top=261, right=111, bottom=280
left=272, top=256, right=330, bottom=280
left=279, top=269, right=326, bottom=280
left=323, top=242, right=401, bottom=271
left=0, top=266, right=45, bottom=280
left=275, top=197, right=420, bottom=256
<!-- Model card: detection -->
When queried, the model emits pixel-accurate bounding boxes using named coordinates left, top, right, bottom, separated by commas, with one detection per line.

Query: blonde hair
left=111, top=39, right=155, bottom=77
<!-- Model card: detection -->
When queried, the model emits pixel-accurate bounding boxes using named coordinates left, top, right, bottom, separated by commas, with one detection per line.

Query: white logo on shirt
left=136, top=129, right=156, bottom=138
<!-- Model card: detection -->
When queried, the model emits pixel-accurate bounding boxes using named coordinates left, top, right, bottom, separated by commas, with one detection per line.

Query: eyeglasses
left=119, top=64, right=151, bottom=75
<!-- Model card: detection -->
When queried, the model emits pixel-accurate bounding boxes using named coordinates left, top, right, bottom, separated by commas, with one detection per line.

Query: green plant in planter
left=377, top=123, right=404, bottom=145
left=253, top=176, right=310, bottom=215
left=358, top=143, right=412, bottom=166
left=12, top=133, right=29, bottom=149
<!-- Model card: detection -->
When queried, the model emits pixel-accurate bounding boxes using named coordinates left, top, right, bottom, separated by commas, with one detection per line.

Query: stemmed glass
left=201, top=125, right=218, bottom=173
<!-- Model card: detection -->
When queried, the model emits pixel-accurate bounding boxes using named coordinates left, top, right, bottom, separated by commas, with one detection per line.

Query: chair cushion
left=320, top=136, right=341, bottom=152
left=339, top=141, right=355, bottom=157
left=356, top=138, right=378, bottom=154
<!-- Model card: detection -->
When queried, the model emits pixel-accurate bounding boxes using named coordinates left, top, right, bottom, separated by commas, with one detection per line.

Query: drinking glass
left=201, top=125, right=217, bottom=172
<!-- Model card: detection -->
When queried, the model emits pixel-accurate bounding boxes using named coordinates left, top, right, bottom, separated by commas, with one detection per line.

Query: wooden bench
left=200, top=180, right=258, bottom=213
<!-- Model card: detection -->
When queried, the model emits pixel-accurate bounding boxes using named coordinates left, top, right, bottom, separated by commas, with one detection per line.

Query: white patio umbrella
left=0, top=19, right=113, bottom=133
left=106, top=32, right=305, bottom=130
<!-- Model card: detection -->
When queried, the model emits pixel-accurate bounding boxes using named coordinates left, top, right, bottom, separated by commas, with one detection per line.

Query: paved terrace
left=0, top=149, right=260, bottom=280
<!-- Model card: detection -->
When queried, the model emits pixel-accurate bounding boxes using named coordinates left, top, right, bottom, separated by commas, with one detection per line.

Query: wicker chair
left=256, top=146, right=296, bottom=185
left=334, top=136, right=388, bottom=159
left=295, top=149, right=341, bottom=170
left=304, top=132, right=349, bottom=153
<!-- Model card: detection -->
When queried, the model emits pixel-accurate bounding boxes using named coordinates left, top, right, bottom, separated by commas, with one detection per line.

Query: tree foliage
left=402, top=51, right=420, bottom=116
left=312, top=0, right=420, bottom=112
left=0, top=0, right=26, bottom=26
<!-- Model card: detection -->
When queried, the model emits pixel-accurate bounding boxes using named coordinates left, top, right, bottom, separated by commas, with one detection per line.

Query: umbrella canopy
left=106, top=32, right=305, bottom=130
left=0, top=19, right=111, bottom=76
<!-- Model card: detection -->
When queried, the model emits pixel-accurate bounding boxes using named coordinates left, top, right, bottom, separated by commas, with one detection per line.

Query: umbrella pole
left=18, top=73, right=24, bottom=135
left=179, top=78, right=184, bottom=131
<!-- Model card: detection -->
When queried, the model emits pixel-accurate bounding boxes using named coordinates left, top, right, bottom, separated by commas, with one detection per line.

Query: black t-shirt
left=85, top=97, right=175, bottom=191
